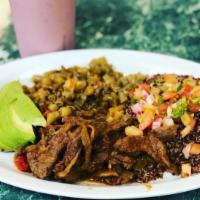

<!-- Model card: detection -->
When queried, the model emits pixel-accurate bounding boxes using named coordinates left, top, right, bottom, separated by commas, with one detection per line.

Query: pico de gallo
left=124, top=74, right=200, bottom=177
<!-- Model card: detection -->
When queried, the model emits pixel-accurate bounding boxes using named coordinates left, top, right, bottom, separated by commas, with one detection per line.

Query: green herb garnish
left=151, top=79, right=163, bottom=87
left=171, top=96, right=188, bottom=118
left=177, top=85, right=183, bottom=91
left=157, top=95, right=163, bottom=105
left=131, top=99, right=138, bottom=105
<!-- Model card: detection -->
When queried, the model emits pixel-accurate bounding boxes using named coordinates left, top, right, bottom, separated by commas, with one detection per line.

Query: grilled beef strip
left=26, top=121, right=78, bottom=179
left=53, top=127, right=82, bottom=178
left=26, top=131, right=68, bottom=179
left=114, top=134, right=177, bottom=174
left=152, top=125, right=178, bottom=140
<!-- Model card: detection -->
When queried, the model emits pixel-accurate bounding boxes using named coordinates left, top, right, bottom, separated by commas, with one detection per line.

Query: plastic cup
left=9, top=0, right=75, bottom=57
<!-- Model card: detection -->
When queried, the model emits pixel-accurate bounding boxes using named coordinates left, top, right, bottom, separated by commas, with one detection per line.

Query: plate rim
left=1, top=48, right=200, bottom=69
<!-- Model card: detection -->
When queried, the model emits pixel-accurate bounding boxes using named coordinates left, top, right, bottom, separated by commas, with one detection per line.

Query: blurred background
left=0, top=0, right=200, bottom=62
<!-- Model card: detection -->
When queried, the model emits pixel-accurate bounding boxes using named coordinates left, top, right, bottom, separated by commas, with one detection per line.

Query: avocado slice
left=0, top=81, right=46, bottom=151
left=0, top=135, right=12, bottom=151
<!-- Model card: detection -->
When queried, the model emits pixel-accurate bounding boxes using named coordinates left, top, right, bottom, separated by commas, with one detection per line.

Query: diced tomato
left=139, top=83, right=151, bottom=93
left=158, top=103, right=168, bottom=113
left=184, top=84, right=192, bottom=92
left=15, top=155, right=29, bottom=172
left=169, top=97, right=176, bottom=104
left=155, top=114, right=162, bottom=120
left=179, top=91, right=190, bottom=99
left=43, top=110, right=49, bottom=117
left=162, top=91, right=176, bottom=101
left=179, top=85, right=191, bottom=98
left=189, top=102, right=200, bottom=112
left=138, top=109, right=154, bottom=130
left=139, top=117, right=153, bottom=130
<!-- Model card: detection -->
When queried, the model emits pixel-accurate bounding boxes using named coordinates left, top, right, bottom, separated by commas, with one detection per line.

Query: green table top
left=0, top=0, right=200, bottom=199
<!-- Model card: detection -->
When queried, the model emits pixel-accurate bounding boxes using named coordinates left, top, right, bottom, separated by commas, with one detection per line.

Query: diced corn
left=103, top=74, right=115, bottom=85
left=47, top=111, right=60, bottom=125
left=106, top=106, right=124, bottom=123
left=62, top=91, right=74, bottom=99
left=64, top=78, right=76, bottom=89
left=36, top=88, right=48, bottom=99
left=75, top=80, right=86, bottom=91
left=41, top=76, right=51, bottom=87
left=54, top=75, right=65, bottom=85
left=48, top=103, right=58, bottom=111
left=62, top=78, right=77, bottom=99
left=118, top=91, right=128, bottom=103
left=85, top=85, right=94, bottom=96
left=60, top=106, right=72, bottom=117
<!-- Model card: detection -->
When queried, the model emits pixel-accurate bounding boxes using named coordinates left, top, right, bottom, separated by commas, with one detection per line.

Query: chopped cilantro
left=151, top=79, right=163, bottom=87
left=171, top=96, right=188, bottom=118
left=131, top=99, right=138, bottom=105
left=177, top=85, right=183, bottom=91
left=157, top=95, right=163, bottom=105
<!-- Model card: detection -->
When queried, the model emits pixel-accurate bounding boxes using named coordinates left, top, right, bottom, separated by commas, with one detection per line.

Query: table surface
left=0, top=0, right=200, bottom=199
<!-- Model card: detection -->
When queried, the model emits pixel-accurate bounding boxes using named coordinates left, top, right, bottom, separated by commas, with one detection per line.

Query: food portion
left=2, top=57, right=200, bottom=185
left=0, top=81, right=46, bottom=151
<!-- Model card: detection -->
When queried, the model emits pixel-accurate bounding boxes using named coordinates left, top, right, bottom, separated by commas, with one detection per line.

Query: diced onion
left=130, top=100, right=146, bottom=114
left=182, top=143, right=192, bottom=159
left=182, top=143, right=200, bottom=159
left=141, top=90, right=149, bottom=98
left=146, top=94, right=154, bottom=105
left=180, top=114, right=196, bottom=138
left=167, top=106, right=172, bottom=117
left=152, top=118, right=162, bottom=130
left=181, top=126, right=192, bottom=138
left=130, top=103, right=143, bottom=114
left=163, top=117, right=174, bottom=127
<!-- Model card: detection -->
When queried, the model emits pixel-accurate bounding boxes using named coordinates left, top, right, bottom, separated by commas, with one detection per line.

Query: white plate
left=0, top=49, right=200, bottom=199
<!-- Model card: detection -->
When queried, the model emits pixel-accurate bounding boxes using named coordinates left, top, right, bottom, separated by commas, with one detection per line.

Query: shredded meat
left=25, top=112, right=180, bottom=185
left=53, top=127, right=82, bottom=178
left=27, top=131, right=68, bottom=179
left=26, top=115, right=132, bottom=183
left=26, top=113, right=179, bottom=184
left=27, top=119, right=83, bottom=179
left=110, top=151, right=135, bottom=170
